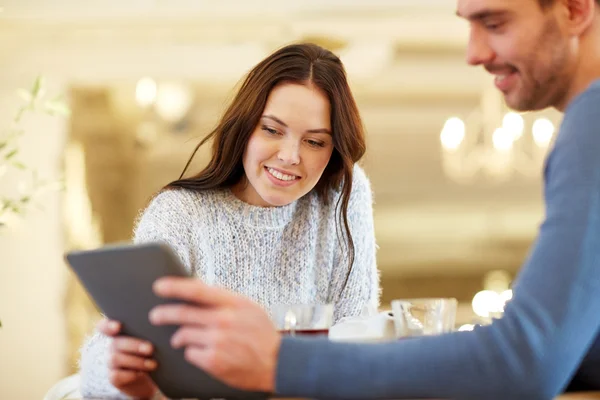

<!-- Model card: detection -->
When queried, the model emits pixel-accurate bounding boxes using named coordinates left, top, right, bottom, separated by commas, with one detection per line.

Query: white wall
left=0, top=81, right=68, bottom=398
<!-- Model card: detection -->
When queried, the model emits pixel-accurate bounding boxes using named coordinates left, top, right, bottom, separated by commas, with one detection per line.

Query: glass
left=271, top=304, right=334, bottom=337
left=391, top=298, right=457, bottom=338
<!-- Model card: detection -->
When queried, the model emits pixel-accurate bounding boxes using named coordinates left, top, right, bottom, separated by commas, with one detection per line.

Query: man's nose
left=466, top=28, right=495, bottom=66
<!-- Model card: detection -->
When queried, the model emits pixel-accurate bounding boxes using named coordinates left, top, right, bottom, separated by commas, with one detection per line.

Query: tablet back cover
left=66, top=242, right=269, bottom=400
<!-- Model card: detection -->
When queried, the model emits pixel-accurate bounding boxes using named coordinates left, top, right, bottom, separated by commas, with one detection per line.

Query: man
left=149, top=0, right=600, bottom=398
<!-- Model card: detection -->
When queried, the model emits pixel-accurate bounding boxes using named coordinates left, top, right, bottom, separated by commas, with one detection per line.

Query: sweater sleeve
left=329, top=164, right=381, bottom=322
left=78, top=189, right=199, bottom=400
left=274, top=88, right=600, bottom=400
left=132, top=189, right=200, bottom=273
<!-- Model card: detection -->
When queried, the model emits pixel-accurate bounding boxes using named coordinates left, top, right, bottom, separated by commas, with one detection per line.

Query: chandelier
left=458, top=270, right=514, bottom=331
left=439, top=78, right=558, bottom=184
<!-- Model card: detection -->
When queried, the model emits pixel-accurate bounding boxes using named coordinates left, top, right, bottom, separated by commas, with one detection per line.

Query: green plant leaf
left=0, top=78, right=67, bottom=237
left=4, top=149, right=18, bottom=160
left=44, top=100, right=71, bottom=116
left=16, top=89, right=32, bottom=103
left=12, top=161, right=26, bottom=170
left=13, top=107, right=26, bottom=123
left=0, top=203, right=11, bottom=213
left=31, top=76, right=46, bottom=100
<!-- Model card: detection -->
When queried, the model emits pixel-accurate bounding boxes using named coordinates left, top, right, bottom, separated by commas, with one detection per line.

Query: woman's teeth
left=267, top=167, right=297, bottom=181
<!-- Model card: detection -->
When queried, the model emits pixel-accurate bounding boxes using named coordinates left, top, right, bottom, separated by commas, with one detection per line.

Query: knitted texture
left=78, top=164, right=380, bottom=399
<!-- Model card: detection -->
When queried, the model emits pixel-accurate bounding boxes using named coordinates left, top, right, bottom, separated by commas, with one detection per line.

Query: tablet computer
left=66, top=242, right=269, bottom=400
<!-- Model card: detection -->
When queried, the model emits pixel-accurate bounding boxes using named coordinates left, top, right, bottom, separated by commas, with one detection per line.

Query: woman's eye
left=262, top=126, right=279, bottom=135
left=307, top=140, right=325, bottom=148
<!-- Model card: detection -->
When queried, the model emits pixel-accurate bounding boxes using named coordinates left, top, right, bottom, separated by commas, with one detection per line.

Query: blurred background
left=0, top=1, right=563, bottom=398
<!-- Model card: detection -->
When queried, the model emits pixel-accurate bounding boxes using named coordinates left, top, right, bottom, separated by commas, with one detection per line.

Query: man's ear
left=560, top=0, right=597, bottom=36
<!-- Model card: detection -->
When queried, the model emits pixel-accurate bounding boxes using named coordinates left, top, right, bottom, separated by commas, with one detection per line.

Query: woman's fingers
left=97, top=318, right=122, bottom=336
left=110, top=351, right=157, bottom=371
left=110, top=369, right=146, bottom=386
left=111, top=336, right=154, bottom=356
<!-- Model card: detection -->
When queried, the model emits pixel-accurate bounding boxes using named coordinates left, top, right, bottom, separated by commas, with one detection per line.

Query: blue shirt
left=275, top=79, right=600, bottom=400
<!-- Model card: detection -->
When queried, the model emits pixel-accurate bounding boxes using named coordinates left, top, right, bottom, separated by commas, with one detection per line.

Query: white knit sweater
left=78, top=164, right=380, bottom=399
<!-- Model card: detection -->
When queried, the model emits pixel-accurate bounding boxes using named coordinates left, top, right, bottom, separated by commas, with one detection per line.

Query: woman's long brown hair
left=166, top=42, right=366, bottom=290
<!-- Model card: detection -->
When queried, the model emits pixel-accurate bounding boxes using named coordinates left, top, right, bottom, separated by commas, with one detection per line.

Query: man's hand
left=149, top=277, right=281, bottom=393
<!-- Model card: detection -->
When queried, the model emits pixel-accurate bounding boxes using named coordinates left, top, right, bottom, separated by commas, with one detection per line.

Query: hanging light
left=135, top=77, right=157, bottom=108
left=155, top=82, right=193, bottom=122
left=439, top=77, right=559, bottom=183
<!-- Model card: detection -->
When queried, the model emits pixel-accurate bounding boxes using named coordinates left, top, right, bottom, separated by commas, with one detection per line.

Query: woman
left=78, top=42, right=380, bottom=399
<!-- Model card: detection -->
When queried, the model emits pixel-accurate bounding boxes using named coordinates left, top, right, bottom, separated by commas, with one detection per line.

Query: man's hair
left=539, top=0, right=600, bottom=7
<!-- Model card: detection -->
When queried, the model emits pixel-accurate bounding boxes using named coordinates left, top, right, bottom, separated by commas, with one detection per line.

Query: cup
left=329, top=311, right=397, bottom=342
left=271, top=304, right=334, bottom=337
left=391, top=298, right=457, bottom=338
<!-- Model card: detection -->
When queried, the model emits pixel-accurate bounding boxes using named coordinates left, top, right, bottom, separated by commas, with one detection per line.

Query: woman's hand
left=97, top=318, right=160, bottom=399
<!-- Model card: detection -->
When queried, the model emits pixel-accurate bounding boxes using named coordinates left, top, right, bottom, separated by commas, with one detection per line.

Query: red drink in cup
left=272, top=304, right=334, bottom=337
